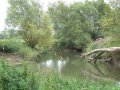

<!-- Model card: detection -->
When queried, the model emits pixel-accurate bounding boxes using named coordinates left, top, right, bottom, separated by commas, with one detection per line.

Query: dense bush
left=18, top=47, right=37, bottom=60
left=0, top=39, right=24, bottom=52
left=48, top=1, right=111, bottom=50
left=86, top=36, right=120, bottom=52
left=0, top=38, right=37, bottom=60
left=0, top=61, right=39, bottom=90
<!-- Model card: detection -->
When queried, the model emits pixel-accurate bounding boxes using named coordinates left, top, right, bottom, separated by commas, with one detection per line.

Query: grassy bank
left=0, top=38, right=37, bottom=60
left=86, top=36, right=120, bottom=52
left=0, top=60, right=39, bottom=90
left=38, top=74, right=120, bottom=90
left=0, top=60, right=120, bottom=90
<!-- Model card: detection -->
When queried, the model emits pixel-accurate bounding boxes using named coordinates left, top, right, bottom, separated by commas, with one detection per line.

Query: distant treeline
left=0, top=0, right=119, bottom=52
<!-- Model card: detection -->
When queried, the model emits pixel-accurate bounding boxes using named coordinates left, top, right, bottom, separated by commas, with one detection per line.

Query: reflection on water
left=39, top=59, right=68, bottom=74
left=34, top=52, right=120, bottom=81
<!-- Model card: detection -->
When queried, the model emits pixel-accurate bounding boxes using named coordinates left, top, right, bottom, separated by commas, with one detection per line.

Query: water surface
left=33, top=51, right=120, bottom=81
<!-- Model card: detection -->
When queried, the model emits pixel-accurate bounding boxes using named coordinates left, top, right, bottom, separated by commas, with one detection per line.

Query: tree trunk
left=81, top=47, right=120, bottom=63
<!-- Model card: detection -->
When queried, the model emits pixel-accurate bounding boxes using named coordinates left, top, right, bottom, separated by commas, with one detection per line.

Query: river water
left=32, top=51, right=120, bottom=81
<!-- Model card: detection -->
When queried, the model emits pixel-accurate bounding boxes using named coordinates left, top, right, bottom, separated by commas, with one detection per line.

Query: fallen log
left=81, top=47, right=120, bottom=63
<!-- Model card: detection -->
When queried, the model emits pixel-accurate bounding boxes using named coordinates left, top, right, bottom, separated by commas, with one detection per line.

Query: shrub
left=0, top=61, right=39, bottom=90
left=18, top=47, right=37, bottom=60
left=0, top=38, right=37, bottom=60
left=86, top=37, right=113, bottom=52
left=38, top=74, right=119, bottom=90
left=0, top=39, right=24, bottom=52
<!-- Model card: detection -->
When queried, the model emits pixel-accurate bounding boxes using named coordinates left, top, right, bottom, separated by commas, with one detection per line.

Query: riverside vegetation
left=0, top=0, right=120, bottom=90
left=0, top=60, right=120, bottom=90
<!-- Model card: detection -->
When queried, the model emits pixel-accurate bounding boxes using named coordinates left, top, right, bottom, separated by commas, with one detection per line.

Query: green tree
left=48, top=2, right=92, bottom=50
left=6, top=0, right=54, bottom=49
left=91, top=0, right=111, bottom=37
left=80, top=1, right=100, bottom=40
left=98, top=0, right=120, bottom=40
left=108, top=0, right=120, bottom=45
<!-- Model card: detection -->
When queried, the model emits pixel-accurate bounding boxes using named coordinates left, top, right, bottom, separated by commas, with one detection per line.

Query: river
left=31, top=51, right=120, bottom=82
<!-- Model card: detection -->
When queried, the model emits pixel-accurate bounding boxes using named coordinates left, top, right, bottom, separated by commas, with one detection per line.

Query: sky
left=0, top=0, right=8, bottom=31
left=0, top=0, right=109, bottom=32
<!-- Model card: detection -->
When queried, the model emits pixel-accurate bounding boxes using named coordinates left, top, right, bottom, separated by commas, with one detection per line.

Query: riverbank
left=0, top=60, right=120, bottom=90
left=0, top=52, right=22, bottom=65
left=0, top=51, right=120, bottom=90
left=38, top=75, right=120, bottom=90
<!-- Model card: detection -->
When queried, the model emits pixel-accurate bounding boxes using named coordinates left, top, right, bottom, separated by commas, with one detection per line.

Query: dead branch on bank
left=81, top=47, right=120, bottom=63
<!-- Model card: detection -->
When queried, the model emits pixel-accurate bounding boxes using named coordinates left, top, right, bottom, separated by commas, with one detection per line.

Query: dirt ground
left=0, top=52, right=22, bottom=65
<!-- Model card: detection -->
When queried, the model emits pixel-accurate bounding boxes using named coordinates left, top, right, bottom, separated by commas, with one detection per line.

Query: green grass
left=0, top=38, right=24, bottom=52
left=18, top=46, right=37, bottom=60
left=37, top=74, right=120, bottom=90
left=0, top=60, right=39, bottom=90
left=0, top=38, right=37, bottom=60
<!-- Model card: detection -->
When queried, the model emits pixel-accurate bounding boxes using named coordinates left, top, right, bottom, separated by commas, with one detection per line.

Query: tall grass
left=0, top=60, right=39, bottom=90
left=18, top=47, right=37, bottom=60
left=0, top=38, right=24, bottom=52
left=37, top=74, right=120, bottom=90
left=0, top=38, right=37, bottom=60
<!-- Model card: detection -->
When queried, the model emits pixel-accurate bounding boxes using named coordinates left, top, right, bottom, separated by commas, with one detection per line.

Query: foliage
left=48, top=2, right=91, bottom=50
left=37, top=15, right=54, bottom=50
left=0, top=38, right=24, bottom=52
left=18, top=46, right=37, bottom=60
left=48, top=1, right=111, bottom=50
left=0, top=38, right=37, bottom=60
left=0, top=61, right=39, bottom=90
left=2, top=0, right=120, bottom=89
left=0, top=61, right=119, bottom=90
left=4, top=0, right=120, bottom=52
left=36, top=74, right=119, bottom=90
left=6, top=0, right=54, bottom=49
left=86, top=37, right=112, bottom=51
left=87, top=0, right=120, bottom=51
left=110, top=9, right=120, bottom=44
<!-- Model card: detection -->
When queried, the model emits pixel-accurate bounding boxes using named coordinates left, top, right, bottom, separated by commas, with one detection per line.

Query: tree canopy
left=48, top=0, right=112, bottom=50
left=4, top=0, right=120, bottom=51
left=6, top=0, right=54, bottom=49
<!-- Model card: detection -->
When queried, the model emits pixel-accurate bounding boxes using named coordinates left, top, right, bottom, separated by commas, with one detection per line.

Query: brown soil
left=0, top=52, right=22, bottom=65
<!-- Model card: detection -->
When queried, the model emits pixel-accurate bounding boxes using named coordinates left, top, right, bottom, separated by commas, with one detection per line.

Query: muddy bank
left=0, top=52, right=22, bottom=65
